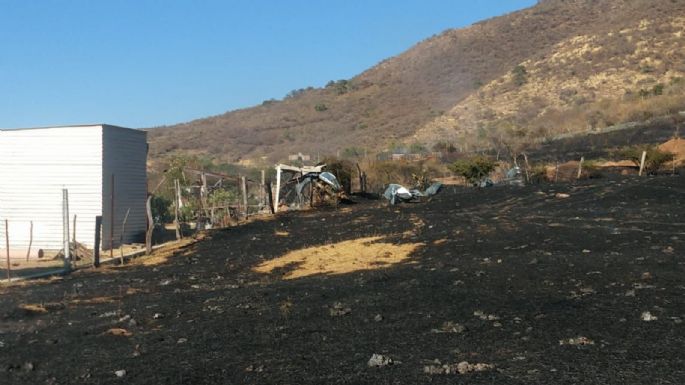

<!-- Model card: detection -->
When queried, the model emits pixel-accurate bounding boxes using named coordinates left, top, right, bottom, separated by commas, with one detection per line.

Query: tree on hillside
left=512, top=65, right=528, bottom=86
left=449, top=156, right=498, bottom=185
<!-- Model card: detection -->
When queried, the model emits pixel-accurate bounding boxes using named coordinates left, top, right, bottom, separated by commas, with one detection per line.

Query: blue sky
left=0, top=1, right=536, bottom=129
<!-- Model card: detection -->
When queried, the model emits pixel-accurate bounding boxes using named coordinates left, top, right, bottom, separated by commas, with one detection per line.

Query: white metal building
left=0, top=124, right=147, bottom=257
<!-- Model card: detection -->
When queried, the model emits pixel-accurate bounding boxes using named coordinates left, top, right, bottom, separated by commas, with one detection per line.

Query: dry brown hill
left=148, top=0, right=685, bottom=166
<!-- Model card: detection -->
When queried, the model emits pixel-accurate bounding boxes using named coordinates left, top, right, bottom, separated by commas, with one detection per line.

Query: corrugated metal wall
left=101, top=125, right=148, bottom=249
left=0, top=126, right=103, bottom=253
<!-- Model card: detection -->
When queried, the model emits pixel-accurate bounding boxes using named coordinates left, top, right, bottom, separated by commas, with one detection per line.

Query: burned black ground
left=1, top=175, right=684, bottom=384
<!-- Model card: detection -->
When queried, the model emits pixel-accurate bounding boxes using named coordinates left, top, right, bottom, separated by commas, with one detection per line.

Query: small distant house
left=288, top=152, right=311, bottom=162
left=0, top=124, right=147, bottom=258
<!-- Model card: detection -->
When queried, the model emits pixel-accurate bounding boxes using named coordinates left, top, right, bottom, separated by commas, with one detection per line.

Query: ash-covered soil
left=1, top=175, right=684, bottom=385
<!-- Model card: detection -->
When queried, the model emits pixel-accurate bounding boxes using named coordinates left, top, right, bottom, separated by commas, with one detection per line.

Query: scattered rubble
left=559, top=336, right=595, bottom=346
left=474, top=310, right=500, bottom=321
left=245, top=364, right=265, bottom=372
left=641, top=311, right=658, bottom=322
left=431, top=321, right=466, bottom=334
left=367, top=354, right=395, bottom=368
left=329, top=302, right=351, bottom=317
left=423, top=360, right=494, bottom=375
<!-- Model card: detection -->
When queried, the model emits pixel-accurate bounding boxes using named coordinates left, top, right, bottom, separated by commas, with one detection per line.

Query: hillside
left=148, top=0, right=685, bottom=165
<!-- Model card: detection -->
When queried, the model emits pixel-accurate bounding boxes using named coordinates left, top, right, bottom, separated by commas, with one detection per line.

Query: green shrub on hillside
left=449, top=156, right=498, bottom=185
left=616, top=145, right=674, bottom=174
left=512, top=65, right=528, bottom=86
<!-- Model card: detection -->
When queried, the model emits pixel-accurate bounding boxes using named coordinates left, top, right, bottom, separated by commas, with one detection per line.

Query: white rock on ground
left=367, top=354, right=394, bottom=367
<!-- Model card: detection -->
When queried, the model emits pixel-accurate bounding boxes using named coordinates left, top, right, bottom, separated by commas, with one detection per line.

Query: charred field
left=1, top=174, right=684, bottom=384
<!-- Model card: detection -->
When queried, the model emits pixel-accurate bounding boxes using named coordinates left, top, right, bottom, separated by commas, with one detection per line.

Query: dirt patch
left=253, top=236, right=423, bottom=280
left=659, top=137, right=685, bottom=165
left=133, top=238, right=197, bottom=266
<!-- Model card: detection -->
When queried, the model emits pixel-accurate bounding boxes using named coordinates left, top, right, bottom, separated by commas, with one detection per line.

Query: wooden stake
left=72, top=214, right=77, bottom=243
left=577, top=157, right=584, bottom=179
left=26, top=221, right=33, bottom=262
left=63, top=189, right=71, bottom=270
left=260, top=170, right=266, bottom=209
left=356, top=163, right=364, bottom=193
left=241, top=176, right=248, bottom=220
left=639, top=150, right=647, bottom=176
left=145, top=195, right=153, bottom=255
left=523, top=153, right=531, bottom=183
left=5, top=219, right=10, bottom=282
left=119, top=208, right=130, bottom=265
left=174, top=179, right=181, bottom=240
left=554, top=162, right=559, bottom=183
left=266, top=182, right=275, bottom=215
left=110, top=174, right=115, bottom=260
left=200, top=172, right=208, bottom=216
left=94, top=216, right=102, bottom=268
left=275, top=166, right=282, bottom=213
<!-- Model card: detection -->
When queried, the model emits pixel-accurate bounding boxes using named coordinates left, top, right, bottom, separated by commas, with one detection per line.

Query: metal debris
left=559, top=336, right=595, bottom=346
left=383, top=182, right=443, bottom=205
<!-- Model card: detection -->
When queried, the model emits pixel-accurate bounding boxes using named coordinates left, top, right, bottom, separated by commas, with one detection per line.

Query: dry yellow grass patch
left=104, top=328, right=133, bottom=337
left=254, top=236, right=422, bottom=280
left=136, top=238, right=196, bottom=267
left=274, top=231, right=290, bottom=237
left=19, top=304, right=48, bottom=314
left=68, top=296, right=116, bottom=305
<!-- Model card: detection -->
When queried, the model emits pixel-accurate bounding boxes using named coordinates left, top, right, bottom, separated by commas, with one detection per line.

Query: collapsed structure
left=274, top=164, right=343, bottom=212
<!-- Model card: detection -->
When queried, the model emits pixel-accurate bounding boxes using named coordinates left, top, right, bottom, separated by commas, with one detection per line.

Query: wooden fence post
left=241, top=176, right=248, bottom=220
left=639, top=151, right=647, bottom=176
left=145, top=195, right=153, bottom=255
left=266, top=182, right=275, bottom=215
left=577, top=157, right=584, bottom=180
left=110, top=174, right=115, bottom=260
left=26, top=221, right=33, bottom=262
left=5, top=219, right=10, bottom=282
left=275, top=166, right=282, bottom=213
left=554, top=162, right=559, bottom=183
left=63, top=188, right=71, bottom=270
left=94, top=216, right=102, bottom=268
left=356, top=163, right=364, bottom=193
left=260, top=170, right=266, bottom=209
left=119, top=208, right=130, bottom=265
left=174, top=179, right=181, bottom=240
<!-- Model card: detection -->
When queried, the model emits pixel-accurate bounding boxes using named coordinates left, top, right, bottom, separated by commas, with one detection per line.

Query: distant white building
left=0, top=124, right=147, bottom=257
left=288, top=152, right=311, bottom=162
